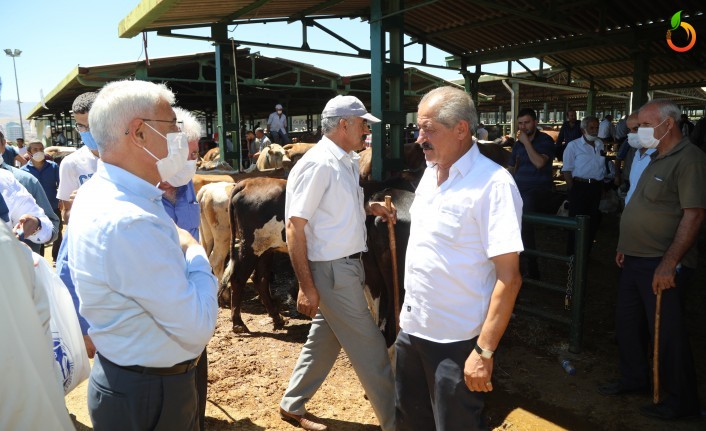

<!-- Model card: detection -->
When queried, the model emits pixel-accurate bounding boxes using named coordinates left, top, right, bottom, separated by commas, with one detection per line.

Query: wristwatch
left=474, top=343, right=494, bottom=359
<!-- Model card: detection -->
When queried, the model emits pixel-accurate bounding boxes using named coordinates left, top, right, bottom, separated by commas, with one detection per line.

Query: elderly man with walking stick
left=599, top=100, right=705, bottom=421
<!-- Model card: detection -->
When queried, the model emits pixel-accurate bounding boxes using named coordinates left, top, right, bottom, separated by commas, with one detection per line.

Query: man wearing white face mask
left=21, top=140, right=61, bottom=258
left=603, top=100, right=706, bottom=421
left=561, top=115, right=607, bottom=253
left=618, top=111, right=656, bottom=205
left=68, top=80, right=218, bottom=431
left=159, top=106, right=209, bottom=431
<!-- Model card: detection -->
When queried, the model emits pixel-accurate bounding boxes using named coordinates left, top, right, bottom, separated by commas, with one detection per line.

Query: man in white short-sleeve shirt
left=279, top=95, right=396, bottom=431
left=396, top=86, right=523, bottom=431
left=57, top=92, right=100, bottom=223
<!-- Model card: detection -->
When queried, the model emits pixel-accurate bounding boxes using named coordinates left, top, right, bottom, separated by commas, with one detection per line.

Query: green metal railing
left=514, top=213, right=589, bottom=353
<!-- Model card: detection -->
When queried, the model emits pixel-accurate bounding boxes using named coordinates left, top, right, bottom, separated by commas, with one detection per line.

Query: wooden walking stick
left=385, top=195, right=401, bottom=335
left=653, top=289, right=662, bottom=404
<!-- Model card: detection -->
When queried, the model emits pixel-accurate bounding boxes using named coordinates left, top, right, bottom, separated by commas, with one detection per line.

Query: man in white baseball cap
left=278, top=95, right=395, bottom=431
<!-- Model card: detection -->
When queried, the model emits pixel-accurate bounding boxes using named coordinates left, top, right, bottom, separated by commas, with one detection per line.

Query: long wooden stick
left=653, top=289, right=662, bottom=404
left=385, top=195, right=400, bottom=335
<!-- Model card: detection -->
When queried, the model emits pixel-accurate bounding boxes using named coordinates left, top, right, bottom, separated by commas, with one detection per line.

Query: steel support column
left=632, top=52, right=649, bottom=112
left=371, top=0, right=405, bottom=181
left=586, top=80, right=595, bottom=115
left=213, top=24, right=241, bottom=168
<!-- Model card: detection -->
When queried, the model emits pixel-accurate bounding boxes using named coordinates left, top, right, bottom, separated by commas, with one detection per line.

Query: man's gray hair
left=419, top=86, right=477, bottom=131
left=581, top=115, right=599, bottom=130
left=173, top=107, right=202, bottom=142
left=641, top=100, right=681, bottom=123
left=321, top=115, right=356, bottom=136
left=89, top=80, right=175, bottom=153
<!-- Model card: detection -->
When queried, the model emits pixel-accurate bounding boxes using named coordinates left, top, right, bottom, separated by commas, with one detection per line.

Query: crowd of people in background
left=2, top=82, right=705, bottom=430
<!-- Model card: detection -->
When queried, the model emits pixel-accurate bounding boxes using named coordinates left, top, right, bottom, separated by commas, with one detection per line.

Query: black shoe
left=598, top=382, right=647, bottom=396
left=639, top=403, right=700, bottom=421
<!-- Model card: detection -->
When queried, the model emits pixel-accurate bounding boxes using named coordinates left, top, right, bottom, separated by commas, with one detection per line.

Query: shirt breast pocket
left=432, top=207, right=463, bottom=241
left=642, top=174, right=672, bottom=203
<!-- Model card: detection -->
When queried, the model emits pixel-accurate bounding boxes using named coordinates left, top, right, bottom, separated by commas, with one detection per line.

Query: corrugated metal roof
left=118, top=0, right=706, bottom=95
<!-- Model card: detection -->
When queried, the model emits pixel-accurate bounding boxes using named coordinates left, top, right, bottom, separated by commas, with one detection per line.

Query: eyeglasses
left=75, top=123, right=89, bottom=133
left=141, top=118, right=183, bottom=130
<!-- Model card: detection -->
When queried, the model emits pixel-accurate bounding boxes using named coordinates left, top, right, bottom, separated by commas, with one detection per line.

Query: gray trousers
left=89, top=354, right=198, bottom=431
left=280, top=256, right=395, bottom=431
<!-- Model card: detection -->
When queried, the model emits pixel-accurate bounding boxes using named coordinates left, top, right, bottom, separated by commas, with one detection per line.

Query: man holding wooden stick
left=279, top=95, right=397, bottom=431
left=605, top=100, right=705, bottom=420
left=395, top=86, right=524, bottom=431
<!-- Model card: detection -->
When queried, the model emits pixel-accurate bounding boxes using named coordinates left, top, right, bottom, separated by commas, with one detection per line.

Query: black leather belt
left=98, top=352, right=200, bottom=376
left=345, top=252, right=362, bottom=260
left=573, top=177, right=601, bottom=184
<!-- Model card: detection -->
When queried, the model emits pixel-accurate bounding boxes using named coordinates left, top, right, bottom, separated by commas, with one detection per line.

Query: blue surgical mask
left=79, top=131, right=99, bottom=151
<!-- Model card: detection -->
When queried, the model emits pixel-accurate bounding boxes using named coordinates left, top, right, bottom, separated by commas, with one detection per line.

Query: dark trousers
left=615, top=256, right=700, bottom=415
left=89, top=354, right=199, bottom=431
left=196, top=349, right=208, bottom=431
left=51, top=208, right=62, bottom=262
left=567, top=181, right=602, bottom=254
left=395, top=331, right=486, bottom=431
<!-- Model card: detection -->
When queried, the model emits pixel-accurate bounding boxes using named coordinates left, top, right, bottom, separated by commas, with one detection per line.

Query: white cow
left=198, top=181, right=236, bottom=282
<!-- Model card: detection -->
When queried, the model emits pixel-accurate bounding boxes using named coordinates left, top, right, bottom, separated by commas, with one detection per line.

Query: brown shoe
left=279, top=407, right=328, bottom=431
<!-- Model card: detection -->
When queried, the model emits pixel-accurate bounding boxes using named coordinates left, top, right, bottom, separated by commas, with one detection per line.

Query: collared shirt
left=21, top=160, right=60, bottom=209
left=256, top=136, right=272, bottom=153
left=511, top=130, right=556, bottom=192
left=1, top=162, right=59, bottom=249
left=285, top=135, right=366, bottom=261
left=557, top=120, right=582, bottom=146
left=1, top=145, right=19, bottom=166
left=625, top=148, right=656, bottom=205
left=57, top=146, right=98, bottom=201
left=598, top=119, right=613, bottom=139
left=68, top=161, right=218, bottom=367
left=400, top=143, right=524, bottom=343
left=561, top=137, right=606, bottom=180
left=0, top=168, right=53, bottom=244
left=162, top=181, right=200, bottom=241
left=618, top=137, right=706, bottom=268
left=267, top=112, right=287, bottom=132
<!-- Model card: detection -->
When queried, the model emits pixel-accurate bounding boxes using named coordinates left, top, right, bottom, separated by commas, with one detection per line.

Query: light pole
left=4, top=48, right=25, bottom=140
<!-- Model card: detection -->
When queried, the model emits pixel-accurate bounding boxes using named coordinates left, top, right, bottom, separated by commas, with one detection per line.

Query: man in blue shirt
left=68, top=80, right=217, bottom=431
left=1, top=135, right=26, bottom=166
left=556, top=110, right=582, bottom=162
left=161, top=106, right=207, bottom=431
left=21, top=140, right=61, bottom=259
left=511, top=108, right=555, bottom=279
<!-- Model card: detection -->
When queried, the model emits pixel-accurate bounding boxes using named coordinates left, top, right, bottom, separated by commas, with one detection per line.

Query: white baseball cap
left=321, top=95, right=380, bottom=123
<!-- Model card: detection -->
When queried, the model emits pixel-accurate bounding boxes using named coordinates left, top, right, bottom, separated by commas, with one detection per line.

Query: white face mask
left=164, top=159, right=197, bottom=187
left=627, top=132, right=642, bottom=149
left=141, top=122, right=189, bottom=183
left=637, top=118, right=669, bottom=149
left=584, top=133, right=598, bottom=142
left=32, top=151, right=45, bottom=162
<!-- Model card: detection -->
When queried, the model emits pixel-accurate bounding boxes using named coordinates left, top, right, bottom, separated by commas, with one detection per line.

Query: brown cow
left=282, top=143, right=316, bottom=171
left=221, top=177, right=289, bottom=333
left=202, top=147, right=220, bottom=163
left=193, top=168, right=286, bottom=195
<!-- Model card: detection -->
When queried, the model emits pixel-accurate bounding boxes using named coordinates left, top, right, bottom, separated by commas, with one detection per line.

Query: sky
left=0, top=0, right=538, bottom=108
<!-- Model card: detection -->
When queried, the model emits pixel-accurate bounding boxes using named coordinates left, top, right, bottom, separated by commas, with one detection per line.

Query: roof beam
left=288, top=0, right=346, bottom=22
left=220, top=0, right=273, bottom=23
left=466, top=0, right=593, bottom=35
left=119, top=0, right=182, bottom=38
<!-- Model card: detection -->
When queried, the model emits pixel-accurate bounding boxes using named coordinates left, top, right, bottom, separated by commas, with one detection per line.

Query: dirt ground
left=62, top=211, right=706, bottom=430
